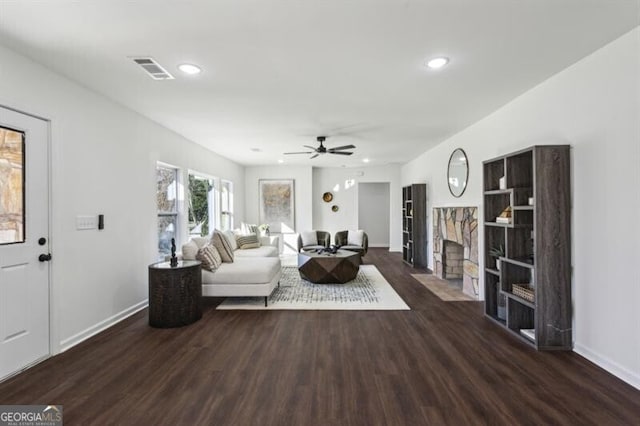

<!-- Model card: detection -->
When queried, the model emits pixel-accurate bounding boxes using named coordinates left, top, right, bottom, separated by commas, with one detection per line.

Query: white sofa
left=182, top=235, right=281, bottom=306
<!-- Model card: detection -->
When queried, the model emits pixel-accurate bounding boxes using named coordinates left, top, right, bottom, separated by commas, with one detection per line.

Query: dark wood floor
left=1, top=248, right=639, bottom=425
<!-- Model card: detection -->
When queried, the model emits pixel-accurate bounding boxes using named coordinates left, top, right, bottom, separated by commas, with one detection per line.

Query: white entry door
left=0, top=106, right=50, bottom=380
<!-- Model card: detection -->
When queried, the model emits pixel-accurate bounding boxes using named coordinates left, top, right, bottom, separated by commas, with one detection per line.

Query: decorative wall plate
left=322, top=192, right=333, bottom=202
left=331, top=205, right=339, bottom=212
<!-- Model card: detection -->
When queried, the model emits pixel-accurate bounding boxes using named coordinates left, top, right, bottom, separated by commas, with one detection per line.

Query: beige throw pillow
left=181, top=240, right=199, bottom=261
left=196, top=244, right=222, bottom=271
left=223, top=230, right=238, bottom=251
left=236, top=234, right=260, bottom=249
left=211, top=230, right=235, bottom=262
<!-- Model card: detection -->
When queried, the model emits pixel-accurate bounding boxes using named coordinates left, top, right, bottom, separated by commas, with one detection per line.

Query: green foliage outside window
left=188, top=175, right=213, bottom=236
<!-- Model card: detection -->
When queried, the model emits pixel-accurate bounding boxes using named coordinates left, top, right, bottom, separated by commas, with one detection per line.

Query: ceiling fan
left=284, top=136, right=356, bottom=159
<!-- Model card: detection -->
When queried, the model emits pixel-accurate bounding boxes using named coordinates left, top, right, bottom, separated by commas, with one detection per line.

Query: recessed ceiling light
left=362, top=158, right=370, bottom=163
left=178, top=63, right=202, bottom=75
left=426, top=57, right=449, bottom=69
left=250, top=148, right=262, bottom=152
left=278, top=159, right=284, bottom=164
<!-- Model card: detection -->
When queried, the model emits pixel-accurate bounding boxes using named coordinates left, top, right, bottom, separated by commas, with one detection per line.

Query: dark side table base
left=148, top=261, right=202, bottom=328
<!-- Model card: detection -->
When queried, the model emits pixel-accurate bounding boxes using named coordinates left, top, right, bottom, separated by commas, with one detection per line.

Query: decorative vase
left=499, top=176, right=507, bottom=190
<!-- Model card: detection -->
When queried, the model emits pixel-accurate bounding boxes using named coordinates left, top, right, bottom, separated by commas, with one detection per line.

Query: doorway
left=358, top=182, right=390, bottom=247
left=0, top=106, right=50, bottom=380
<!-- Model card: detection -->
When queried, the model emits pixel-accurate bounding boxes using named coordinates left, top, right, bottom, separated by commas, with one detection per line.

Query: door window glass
left=0, top=126, right=25, bottom=244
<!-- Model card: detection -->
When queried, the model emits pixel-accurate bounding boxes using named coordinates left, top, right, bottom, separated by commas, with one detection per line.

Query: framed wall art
left=258, top=179, right=295, bottom=233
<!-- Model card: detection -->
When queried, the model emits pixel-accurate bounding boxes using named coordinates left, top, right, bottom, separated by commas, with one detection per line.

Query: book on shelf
left=520, top=329, right=535, bottom=341
left=495, top=206, right=512, bottom=224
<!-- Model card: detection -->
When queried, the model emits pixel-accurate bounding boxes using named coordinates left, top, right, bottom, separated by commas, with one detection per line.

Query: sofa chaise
left=181, top=233, right=281, bottom=306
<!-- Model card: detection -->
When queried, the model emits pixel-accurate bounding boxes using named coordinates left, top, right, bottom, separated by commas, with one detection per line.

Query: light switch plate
left=76, top=215, right=98, bottom=230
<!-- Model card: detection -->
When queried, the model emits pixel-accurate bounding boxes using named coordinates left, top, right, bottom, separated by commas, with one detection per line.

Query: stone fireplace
left=433, top=207, right=479, bottom=298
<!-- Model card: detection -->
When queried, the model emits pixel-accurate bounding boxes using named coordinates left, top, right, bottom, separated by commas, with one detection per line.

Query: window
left=156, top=164, right=179, bottom=259
left=220, top=179, right=233, bottom=231
left=0, top=127, right=25, bottom=244
left=188, top=173, right=233, bottom=234
left=188, top=173, right=217, bottom=237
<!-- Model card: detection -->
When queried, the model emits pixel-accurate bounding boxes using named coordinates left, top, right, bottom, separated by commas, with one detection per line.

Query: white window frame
left=156, top=162, right=183, bottom=259
left=187, top=170, right=219, bottom=237
left=220, top=179, right=234, bottom=231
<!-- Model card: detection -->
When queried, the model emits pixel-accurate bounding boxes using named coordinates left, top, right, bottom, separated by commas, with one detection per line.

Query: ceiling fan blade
left=328, top=145, right=356, bottom=151
left=284, top=151, right=313, bottom=155
left=330, top=151, right=353, bottom=156
left=303, top=145, right=318, bottom=150
left=310, top=153, right=320, bottom=159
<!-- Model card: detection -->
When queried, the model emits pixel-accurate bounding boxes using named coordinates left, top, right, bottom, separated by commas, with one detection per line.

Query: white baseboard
left=574, top=343, right=640, bottom=390
left=369, top=244, right=390, bottom=248
left=389, top=246, right=402, bottom=252
left=59, top=300, right=148, bottom=353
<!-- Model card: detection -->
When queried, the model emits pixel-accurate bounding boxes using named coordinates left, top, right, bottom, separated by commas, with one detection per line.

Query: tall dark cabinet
left=483, top=146, right=572, bottom=350
left=402, top=183, right=427, bottom=268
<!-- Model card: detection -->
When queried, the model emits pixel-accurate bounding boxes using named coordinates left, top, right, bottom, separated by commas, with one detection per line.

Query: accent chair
left=297, top=230, right=331, bottom=252
left=335, top=230, right=368, bottom=257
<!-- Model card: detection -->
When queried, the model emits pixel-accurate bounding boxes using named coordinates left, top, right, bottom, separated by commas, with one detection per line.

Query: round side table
left=148, top=260, right=202, bottom=328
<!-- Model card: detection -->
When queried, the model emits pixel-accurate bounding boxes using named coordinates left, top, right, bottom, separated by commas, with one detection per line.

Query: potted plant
left=489, top=245, right=505, bottom=270
left=258, top=223, right=270, bottom=237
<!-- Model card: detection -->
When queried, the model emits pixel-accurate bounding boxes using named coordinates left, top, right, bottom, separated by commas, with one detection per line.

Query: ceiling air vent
left=132, top=57, right=175, bottom=80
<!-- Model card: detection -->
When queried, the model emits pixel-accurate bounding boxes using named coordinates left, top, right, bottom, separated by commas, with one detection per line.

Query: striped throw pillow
left=196, top=244, right=222, bottom=271
left=241, top=223, right=259, bottom=235
left=211, top=230, right=234, bottom=263
left=236, top=234, right=260, bottom=249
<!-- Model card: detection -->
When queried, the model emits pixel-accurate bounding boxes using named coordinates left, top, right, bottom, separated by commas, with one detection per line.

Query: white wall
left=0, top=44, right=245, bottom=353
left=244, top=165, right=313, bottom=253
left=401, top=28, right=640, bottom=389
left=358, top=183, right=390, bottom=247
left=313, top=164, right=402, bottom=251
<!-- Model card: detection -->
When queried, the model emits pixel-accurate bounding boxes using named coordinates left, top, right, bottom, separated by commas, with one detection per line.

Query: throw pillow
left=241, top=222, right=259, bottom=235
left=347, top=230, right=365, bottom=246
left=241, top=242, right=260, bottom=249
left=300, top=230, right=317, bottom=247
left=181, top=240, right=199, bottom=261
left=236, top=234, right=260, bottom=249
left=223, top=229, right=238, bottom=251
left=196, top=244, right=222, bottom=271
left=211, top=230, right=235, bottom=262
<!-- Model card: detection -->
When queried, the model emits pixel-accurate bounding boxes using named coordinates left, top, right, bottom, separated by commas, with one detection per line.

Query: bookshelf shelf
left=483, top=145, right=572, bottom=350
left=402, top=184, right=426, bottom=267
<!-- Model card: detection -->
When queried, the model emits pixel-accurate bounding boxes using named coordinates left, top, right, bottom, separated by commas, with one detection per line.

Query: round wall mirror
left=447, top=148, right=469, bottom=197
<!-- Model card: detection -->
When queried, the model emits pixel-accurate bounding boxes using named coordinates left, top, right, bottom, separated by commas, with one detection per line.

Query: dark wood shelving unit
left=483, top=145, right=572, bottom=350
left=402, top=183, right=427, bottom=268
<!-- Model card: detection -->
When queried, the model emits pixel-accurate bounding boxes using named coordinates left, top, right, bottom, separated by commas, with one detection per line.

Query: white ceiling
left=0, top=1, right=638, bottom=167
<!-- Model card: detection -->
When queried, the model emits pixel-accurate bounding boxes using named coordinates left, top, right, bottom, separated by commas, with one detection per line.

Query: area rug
left=411, top=274, right=477, bottom=301
left=217, top=265, right=410, bottom=310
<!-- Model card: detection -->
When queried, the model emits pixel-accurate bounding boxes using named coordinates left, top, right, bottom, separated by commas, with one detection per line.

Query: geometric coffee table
left=297, top=249, right=360, bottom=284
